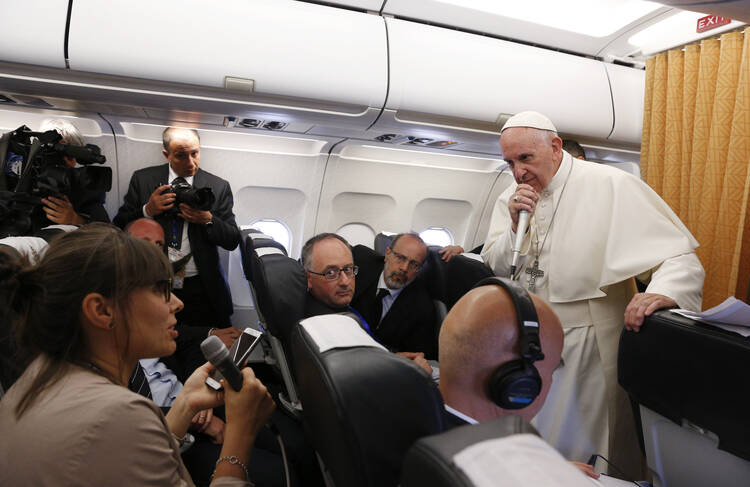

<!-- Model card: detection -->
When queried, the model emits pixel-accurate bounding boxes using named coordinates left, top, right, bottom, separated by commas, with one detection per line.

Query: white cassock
left=481, top=151, right=704, bottom=478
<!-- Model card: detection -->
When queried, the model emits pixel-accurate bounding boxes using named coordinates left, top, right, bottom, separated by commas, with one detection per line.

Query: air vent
left=11, top=95, right=53, bottom=107
left=403, top=137, right=433, bottom=146
left=262, top=121, right=287, bottom=131
left=239, top=118, right=263, bottom=128
left=0, top=94, right=16, bottom=104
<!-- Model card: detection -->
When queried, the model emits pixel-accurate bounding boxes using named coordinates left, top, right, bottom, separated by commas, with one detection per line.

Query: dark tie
left=170, top=177, right=188, bottom=249
left=374, top=288, right=390, bottom=326
left=128, top=364, right=153, bottom=399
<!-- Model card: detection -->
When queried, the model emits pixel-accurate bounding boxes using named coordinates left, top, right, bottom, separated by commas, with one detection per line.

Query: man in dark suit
left=300, top=233, right=357, bottom=318
left=351, top=233, right=438, bottom=359
left=114, top=127, right=241, bottom=328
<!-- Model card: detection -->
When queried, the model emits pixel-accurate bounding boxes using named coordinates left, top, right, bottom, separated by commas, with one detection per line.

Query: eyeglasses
left=307, top=265, right=359, bottom=281
left=155, top=278, right=173, bottom=302
left=389, top=249, right=423, bottom=272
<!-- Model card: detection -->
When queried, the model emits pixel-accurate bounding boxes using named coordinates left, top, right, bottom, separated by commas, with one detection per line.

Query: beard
left=384, top=271, right=408, bottom=290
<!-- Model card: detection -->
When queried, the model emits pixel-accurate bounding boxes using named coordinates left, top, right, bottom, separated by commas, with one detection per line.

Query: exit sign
left=697, top=15, right=731, bottom=33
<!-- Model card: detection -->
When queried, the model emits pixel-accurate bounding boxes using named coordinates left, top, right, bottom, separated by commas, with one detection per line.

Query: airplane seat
left=619, top=310, right=750, bottom=487
left=239, top=228, right=307, bottom=415
left=440, top=254, right=494, bottom=310
left=373, top=232, right=396, bottom=255
left=290, top=313, right=445, bottom=487
left=401, top=417, right=592, bottom=487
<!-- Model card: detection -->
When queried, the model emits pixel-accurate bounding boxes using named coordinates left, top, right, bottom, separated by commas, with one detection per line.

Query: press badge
left=168, top=247, right=189, bottom=289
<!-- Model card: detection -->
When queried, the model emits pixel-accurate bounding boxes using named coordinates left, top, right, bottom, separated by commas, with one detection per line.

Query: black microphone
left=510, top=210, right=530, bottom=279
left=200, top=335, right=244, bottom=391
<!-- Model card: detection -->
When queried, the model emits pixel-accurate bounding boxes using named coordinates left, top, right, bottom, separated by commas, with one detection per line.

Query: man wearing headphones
left=437, top=278, right=597, bottom=478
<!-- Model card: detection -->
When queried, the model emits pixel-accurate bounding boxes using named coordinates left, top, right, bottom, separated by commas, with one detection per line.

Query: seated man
left=301, top=233, right=356, bottom=318
left=351, top=233, right=437, bottom=359
left=301, top=232, right=432, bottom=374
left=438, top=279, right=597, bottom=479
left=38, top=118, right=110, bottom=226
left=125, top=218, right=241, bottom=382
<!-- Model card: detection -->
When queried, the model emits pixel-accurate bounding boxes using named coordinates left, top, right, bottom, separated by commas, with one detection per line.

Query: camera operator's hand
left=42, top=195, right=85, bottom=226
left=145, top=185, right=176, bottom=217
left=178, top=203, right=212, bottom=225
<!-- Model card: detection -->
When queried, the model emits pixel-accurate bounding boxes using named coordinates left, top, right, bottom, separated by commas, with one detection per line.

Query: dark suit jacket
left=351, top=245, right=438, bottom=359
left=113, top=164, right=241, bottom=320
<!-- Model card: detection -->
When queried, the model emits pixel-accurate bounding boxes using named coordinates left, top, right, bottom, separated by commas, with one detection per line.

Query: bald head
left=125, top=218, right=165, bottom=250
left=439, top=284, right=563, bottom=423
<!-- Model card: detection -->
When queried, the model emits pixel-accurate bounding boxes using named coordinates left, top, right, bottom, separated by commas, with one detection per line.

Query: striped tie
left=128, top=364, right=153, bottom=399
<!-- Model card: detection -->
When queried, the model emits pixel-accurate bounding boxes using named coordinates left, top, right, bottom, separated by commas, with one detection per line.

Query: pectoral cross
left=525, top=259, right=545, bottom=293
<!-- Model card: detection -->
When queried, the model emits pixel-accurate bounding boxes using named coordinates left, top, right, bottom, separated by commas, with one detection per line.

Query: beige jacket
left=0, top=356, right=250, bottom=487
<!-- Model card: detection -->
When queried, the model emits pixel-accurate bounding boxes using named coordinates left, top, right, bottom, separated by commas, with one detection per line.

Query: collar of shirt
left=444, top=404, right=479, bottom=425
left=168, top=166, right=195, bottom=186
left=139, top=358, right=183, bottom=408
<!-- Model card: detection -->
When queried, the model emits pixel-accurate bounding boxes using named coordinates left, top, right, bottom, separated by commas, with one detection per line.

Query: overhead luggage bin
left=606, top=63, right=645, bottom=145
left=0, top=0, right=68, bottom=69
left=380, top=19, right=616, bottom=149
left=63, top=0, right=387, bottom=130
left=619, top=310, right=750, bottom=487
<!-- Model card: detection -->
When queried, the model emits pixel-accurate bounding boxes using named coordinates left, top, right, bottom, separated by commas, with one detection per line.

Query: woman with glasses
left=0, top=223, right=274, bottom=486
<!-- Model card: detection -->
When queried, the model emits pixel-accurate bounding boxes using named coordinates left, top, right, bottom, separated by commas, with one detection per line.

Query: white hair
left=39, top=119, right=84, bottom=146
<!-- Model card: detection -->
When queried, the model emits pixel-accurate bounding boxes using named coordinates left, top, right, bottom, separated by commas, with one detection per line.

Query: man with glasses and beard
left=351, top=233, right=437, bottom=359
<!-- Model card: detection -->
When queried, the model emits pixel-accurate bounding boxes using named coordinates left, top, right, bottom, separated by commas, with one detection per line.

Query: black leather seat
left=401, top=416, right=536, bottom=487
left=239, top=228, right=307, bottom=415
left=290, top=313, right=445, bottom=487
left=619, top=310, right=750, bottom=487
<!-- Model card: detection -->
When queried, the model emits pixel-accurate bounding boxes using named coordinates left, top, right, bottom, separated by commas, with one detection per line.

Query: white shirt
left=142, top=167, right=198, bottom=277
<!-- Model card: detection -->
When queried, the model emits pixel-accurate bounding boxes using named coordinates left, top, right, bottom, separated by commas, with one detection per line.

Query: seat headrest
left=374, top=232, right=396, bottom=255
left=240, top=229, right=305, bottom=342
left=402, top=418, right=588, bottom=487
left=291, top=314, right=445, bottom=487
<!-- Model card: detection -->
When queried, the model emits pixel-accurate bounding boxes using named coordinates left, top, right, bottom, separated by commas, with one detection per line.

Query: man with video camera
left=114, top=127, right=241, bottom=328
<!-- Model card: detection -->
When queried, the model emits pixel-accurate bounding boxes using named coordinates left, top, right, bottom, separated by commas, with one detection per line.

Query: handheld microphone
left=510, top=210, right=530, bottom=279
left=200, top=335, right=244, bottom=391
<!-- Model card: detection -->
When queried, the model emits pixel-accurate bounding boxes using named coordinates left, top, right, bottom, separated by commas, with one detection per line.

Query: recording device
left=163, top=179, right=215, bottom=212
left=202, top=327, right=264, bottom=391
left=510, top=209, right=530, bottom=278
left=0, top=125, right=110, bottom=237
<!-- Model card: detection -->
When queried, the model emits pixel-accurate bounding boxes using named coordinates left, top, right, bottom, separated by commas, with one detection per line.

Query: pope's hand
left=624, top=293, right=677, bottom=332
left=509, top=184, right=538, bottom=233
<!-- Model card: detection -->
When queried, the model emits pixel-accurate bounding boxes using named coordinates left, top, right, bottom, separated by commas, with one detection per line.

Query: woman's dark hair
left=1, top=223, right=172, bottom=417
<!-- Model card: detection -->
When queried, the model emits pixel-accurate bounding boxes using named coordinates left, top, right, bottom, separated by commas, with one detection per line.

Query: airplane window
left=244, top=219, right=291, bottom=254
left=337, top=222, right=376, bottom=248
left=419, top=227, right=453, bottom=247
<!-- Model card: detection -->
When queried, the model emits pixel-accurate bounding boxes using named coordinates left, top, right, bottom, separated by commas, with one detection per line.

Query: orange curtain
left=642, top=29, right=750, bottom=309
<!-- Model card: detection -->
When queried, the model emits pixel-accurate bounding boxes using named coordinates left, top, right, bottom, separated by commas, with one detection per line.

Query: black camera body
left=165, top=179, right=215, bottom=212
left=0, top=125, right=111, bottom=237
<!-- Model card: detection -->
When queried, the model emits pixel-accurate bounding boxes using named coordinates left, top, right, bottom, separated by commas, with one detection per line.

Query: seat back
left=291, top=314, right=445, bottom=487
left=619, top=310, right=750, bottom=487
left=239, top=228, right=307, bottom=415
left=373, top=232, right=396, bottom=255
left=401, top=417, right=588, bottom=487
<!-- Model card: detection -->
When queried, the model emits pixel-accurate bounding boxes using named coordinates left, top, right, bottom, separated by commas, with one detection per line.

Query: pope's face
left=500, top=127, right=562, bottom=193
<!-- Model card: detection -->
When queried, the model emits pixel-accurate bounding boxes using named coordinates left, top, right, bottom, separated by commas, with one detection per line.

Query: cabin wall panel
left=0, top=0, right=68, bottom=68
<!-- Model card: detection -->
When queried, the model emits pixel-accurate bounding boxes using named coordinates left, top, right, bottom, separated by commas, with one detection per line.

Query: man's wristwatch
left=205, top=218, right=214, bottom=227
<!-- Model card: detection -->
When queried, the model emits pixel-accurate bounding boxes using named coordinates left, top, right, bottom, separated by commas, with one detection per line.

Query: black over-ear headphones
left=472, top=277, right=545, bottom=410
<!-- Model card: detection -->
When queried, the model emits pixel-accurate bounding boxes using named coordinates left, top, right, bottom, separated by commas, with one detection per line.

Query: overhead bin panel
left=0, top=0, right=68, bottom=68
left=385, top=19, right=614, bottom=140
left=606, top=64, right=645, bottom=145
left=67, top=0, right=388, bottom=109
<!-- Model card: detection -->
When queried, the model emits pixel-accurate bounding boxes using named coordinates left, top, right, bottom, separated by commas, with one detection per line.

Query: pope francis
left=481, top=111, right=704, bottom=479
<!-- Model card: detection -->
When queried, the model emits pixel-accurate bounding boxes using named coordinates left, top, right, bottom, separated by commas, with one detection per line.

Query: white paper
left=671, top=297, right=750, bottom=336
left=453, top=434, right=591, bottom=486
left=300, top=314, right=388, bottom=353
left=588, top=474, right=641, bottom=486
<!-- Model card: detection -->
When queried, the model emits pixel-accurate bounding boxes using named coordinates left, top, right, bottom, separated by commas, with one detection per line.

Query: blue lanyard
left=347, top=305, right=381, bottom=343
left=170, top=219, right=180, bottom=249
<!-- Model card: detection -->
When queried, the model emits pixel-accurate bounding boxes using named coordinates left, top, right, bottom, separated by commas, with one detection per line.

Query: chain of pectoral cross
left=523, top=159, right=574, bottom=293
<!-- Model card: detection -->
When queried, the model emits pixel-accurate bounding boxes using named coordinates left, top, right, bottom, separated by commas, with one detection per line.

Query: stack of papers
left=671, top=297, right=750, bottom=337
